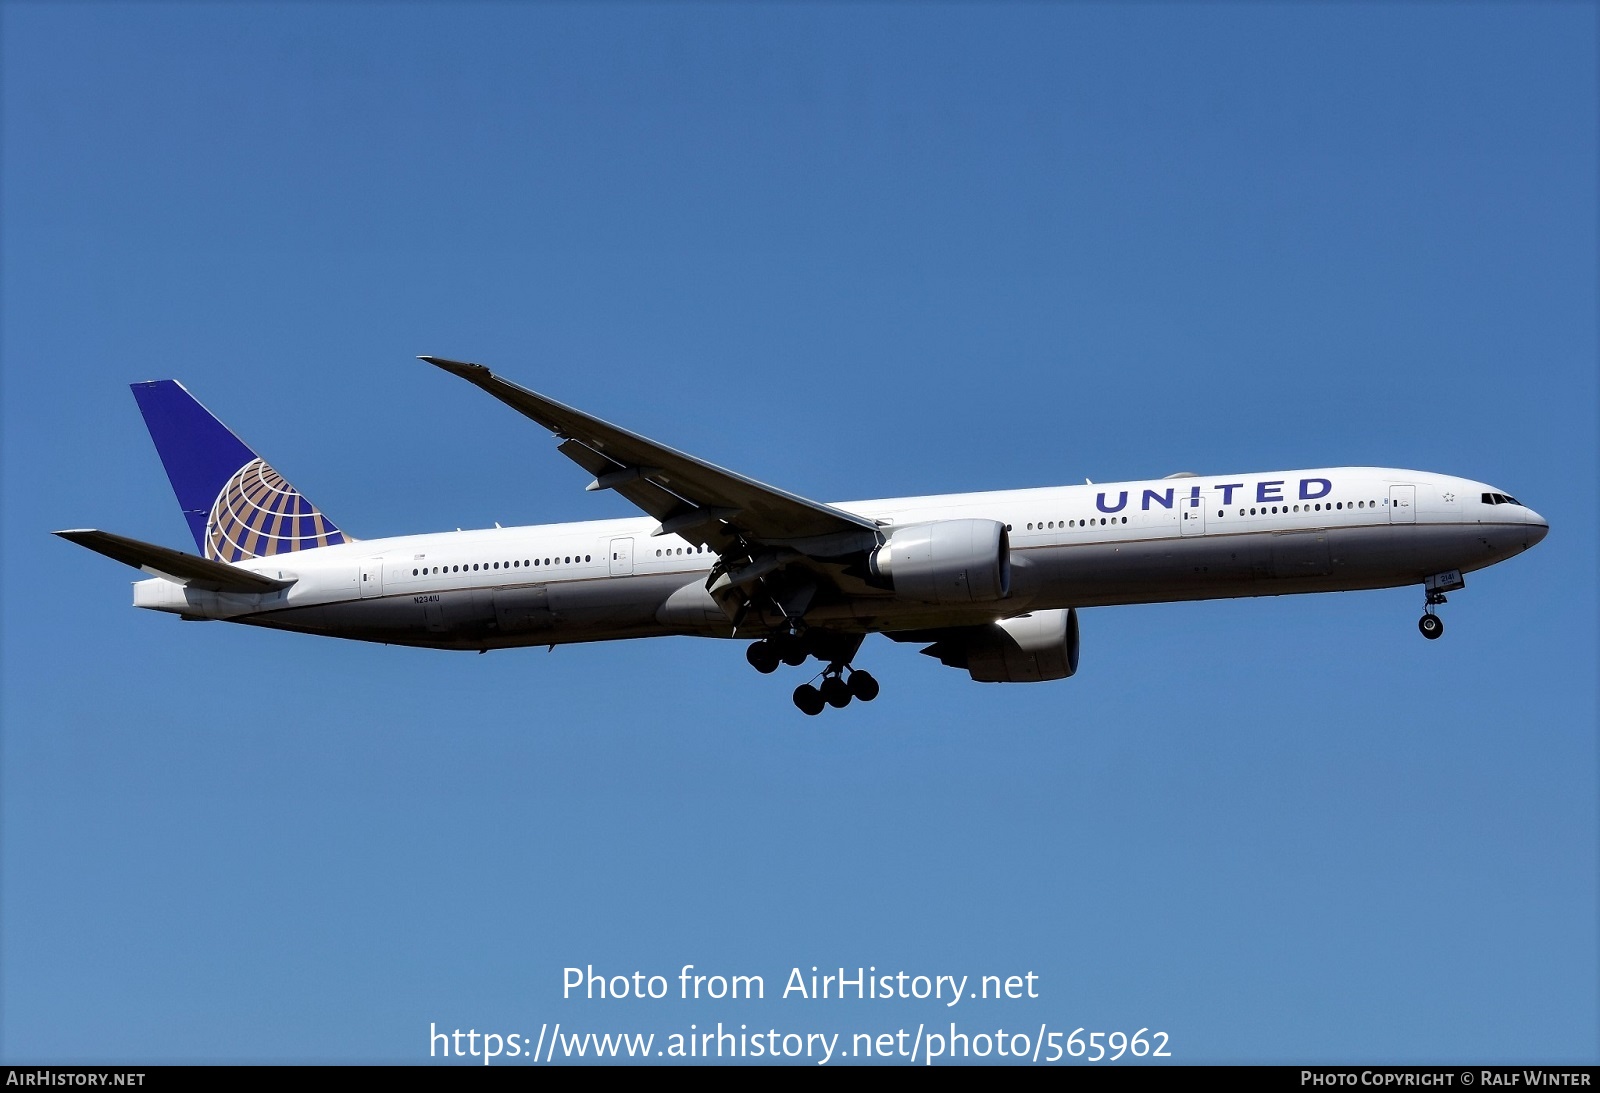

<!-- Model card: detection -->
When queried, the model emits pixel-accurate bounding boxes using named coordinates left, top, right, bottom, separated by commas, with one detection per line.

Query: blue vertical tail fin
left=130, top=380, right=349, bottom=561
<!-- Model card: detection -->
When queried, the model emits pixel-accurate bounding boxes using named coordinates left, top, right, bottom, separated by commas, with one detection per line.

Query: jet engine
left=869, top=519, right=1010, bottom=605
left=921, top=608, right=1080, bottom=683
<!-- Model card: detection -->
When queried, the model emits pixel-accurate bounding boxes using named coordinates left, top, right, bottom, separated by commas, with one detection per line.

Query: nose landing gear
left=1417, top=570, right=1464, bottom=640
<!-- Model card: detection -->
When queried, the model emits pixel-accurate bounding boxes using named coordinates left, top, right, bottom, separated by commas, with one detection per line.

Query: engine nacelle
left=923, top=608, right=1080, bottom=683
left=869, top=519, right=1010, bottom=604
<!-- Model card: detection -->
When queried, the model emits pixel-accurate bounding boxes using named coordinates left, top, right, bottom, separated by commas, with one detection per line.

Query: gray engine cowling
left=869, top=519, right=1010, bottom=604
left=923, top=608, right=1080, bottom=683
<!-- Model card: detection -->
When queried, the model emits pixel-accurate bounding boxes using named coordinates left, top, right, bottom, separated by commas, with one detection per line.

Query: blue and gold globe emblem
left=206, top=458, right=346, bottom=561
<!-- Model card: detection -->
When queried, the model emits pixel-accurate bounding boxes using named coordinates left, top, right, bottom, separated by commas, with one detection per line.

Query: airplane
left=57, top=357, right=1550, bottom=715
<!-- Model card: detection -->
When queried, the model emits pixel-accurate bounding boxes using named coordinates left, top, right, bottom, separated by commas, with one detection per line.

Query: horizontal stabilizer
left=54, top=529, right=294, bottom=593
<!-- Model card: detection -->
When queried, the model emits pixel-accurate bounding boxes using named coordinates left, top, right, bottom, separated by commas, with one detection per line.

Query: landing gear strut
left=748, top=631, right=878, bottom=713
left=1417, top=570, right=1463, bottom=641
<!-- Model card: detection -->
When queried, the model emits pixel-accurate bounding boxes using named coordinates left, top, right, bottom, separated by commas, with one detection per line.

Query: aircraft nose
left=1524, top=508, right=1549, bottom=547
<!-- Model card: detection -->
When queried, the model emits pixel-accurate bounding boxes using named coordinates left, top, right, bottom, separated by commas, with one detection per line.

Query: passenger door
left=359, top=557, right=384, bottom=598
left=609, top=537, right=634, bottom=576
left=1389, top=485, right=1415, bottom=524
left=1180, top=494, right=1206, bottom=536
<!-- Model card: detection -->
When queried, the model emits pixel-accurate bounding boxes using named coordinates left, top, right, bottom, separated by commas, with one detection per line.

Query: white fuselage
left=131, top=467, right=1547, bottom=650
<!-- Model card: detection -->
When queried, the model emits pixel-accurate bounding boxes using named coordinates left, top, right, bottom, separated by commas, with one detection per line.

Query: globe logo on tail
left=206, top=457, right=347, bottom=562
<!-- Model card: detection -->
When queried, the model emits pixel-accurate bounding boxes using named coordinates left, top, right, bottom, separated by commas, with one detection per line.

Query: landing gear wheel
left=847, top=670, right=880, bottom=702
left=779, top=643, right=809, bottom=667
left=793, top=684, right=825, bottom=716
left=746, top=641, right=779, bottom=674
left=1418, top=614, right=1444, bottom=640
left=820, top=676, right=852, bottom=709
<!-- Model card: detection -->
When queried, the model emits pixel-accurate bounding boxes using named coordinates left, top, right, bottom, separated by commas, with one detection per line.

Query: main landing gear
left=792, top=665, right=879, bottom=716
left=746, top=633, right=878, bottom=714
left=1417, top=570, right=1464, bottom=641
left=744, top=635, right=808, bottom=674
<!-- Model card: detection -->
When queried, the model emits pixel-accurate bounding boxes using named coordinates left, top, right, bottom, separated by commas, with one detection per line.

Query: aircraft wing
left=421, top=357, right=881, bottom=550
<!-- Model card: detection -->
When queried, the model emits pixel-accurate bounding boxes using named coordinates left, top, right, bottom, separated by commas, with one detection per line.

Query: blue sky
left=3, top=2, right=1595, bottom=1065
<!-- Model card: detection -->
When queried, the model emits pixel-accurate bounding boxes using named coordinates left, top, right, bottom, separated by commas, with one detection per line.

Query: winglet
left=419, top=356, right=490, bottom=380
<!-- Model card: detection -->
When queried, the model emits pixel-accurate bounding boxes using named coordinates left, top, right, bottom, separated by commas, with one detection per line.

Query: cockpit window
left=1481, top=492, right=1524, bottom=506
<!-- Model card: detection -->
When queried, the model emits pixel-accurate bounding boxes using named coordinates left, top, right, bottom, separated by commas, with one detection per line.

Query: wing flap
left=55, top=529, right=294, bottom=593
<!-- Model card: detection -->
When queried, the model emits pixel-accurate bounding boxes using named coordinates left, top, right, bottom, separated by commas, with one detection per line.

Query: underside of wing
left=424, top=356, right=891, bottom=635
left=421, top=357, right=879, bottom=549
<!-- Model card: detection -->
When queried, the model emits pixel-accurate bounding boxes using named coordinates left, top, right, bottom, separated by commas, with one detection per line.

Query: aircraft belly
left=545, top=573, right=691, bottom=633
left=244, top=574, right=688, bottom=649
left=1016, top=523, right=1491, bottom=608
